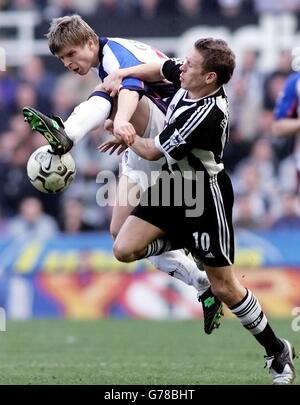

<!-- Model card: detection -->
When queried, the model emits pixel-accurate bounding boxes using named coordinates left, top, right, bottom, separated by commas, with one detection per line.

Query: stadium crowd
left=2, top=0, right=300, bottom=19
left=1, top=1, right=300, bottom=237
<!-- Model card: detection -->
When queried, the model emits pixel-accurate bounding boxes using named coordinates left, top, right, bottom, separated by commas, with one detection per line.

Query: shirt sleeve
left=102, top=40, right=146, bottom=93
left=161, top=58, right=183, bottom=88
left=155, top=100, right=218, bottom=161
left=274, top=73, right=299, bottom=119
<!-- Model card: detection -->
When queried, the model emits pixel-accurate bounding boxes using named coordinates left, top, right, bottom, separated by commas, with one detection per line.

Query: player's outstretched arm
left=102, top=62, right=164, bottom=96
left=129, top=135, right=163, bottom=161
left=272, top=118, right=300, bottom=138
left=113, top=89, right=139, bottom=145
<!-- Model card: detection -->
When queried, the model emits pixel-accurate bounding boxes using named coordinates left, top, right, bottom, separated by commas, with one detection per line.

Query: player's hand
left=113, top=119, right=136, bottom=146
left=102, top=70, right=123, bottom=97
left=104, top=119, right=114, bottom=134
left=98, top=136, right=127, bottom=155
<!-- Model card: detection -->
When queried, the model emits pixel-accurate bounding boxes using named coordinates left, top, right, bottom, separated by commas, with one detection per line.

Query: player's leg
left=205, top=264, right=296, bottom=384
left=22, top=84, right=150, bottom=154
left=113, top=214, right=167, bottom=262
left=196, top=169, right=295, bottom=383
left=23, top=88, right=113, bottom=154
left=119, top=96, right=212, bottom=295
left=64, top=91, right=112, bottom=144
left=111, top=173, right=210, bottom=295
left=110, top=174, right=141, bottom=240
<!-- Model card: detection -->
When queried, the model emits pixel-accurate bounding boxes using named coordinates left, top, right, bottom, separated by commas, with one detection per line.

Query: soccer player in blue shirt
left=22, top=15, right=222, bottom=334
left=273, top=71, right=300, bottom=194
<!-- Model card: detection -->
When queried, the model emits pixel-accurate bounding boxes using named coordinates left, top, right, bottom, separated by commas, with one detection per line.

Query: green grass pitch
left=0, top=319, right=298, bottom=385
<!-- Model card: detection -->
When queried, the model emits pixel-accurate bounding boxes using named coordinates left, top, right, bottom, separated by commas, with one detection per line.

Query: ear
left=87, top=37, right=94, bottom=49
left=206, top=72, right=217, bottom=84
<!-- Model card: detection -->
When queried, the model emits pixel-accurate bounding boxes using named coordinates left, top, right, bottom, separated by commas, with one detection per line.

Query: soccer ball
left=27, top=145, right=76, bottom=193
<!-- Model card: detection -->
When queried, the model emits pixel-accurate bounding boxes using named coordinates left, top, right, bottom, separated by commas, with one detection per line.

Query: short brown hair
left=47, top=14, right=98, bottom=55
left=194, top=38, right=236, bottom=86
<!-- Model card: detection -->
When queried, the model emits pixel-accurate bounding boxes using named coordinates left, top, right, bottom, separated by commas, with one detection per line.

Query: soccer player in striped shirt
left=101, top=38, right=296, bottom=384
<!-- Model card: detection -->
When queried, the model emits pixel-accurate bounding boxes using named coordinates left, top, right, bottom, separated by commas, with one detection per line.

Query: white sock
left=148, top=250, right=210, bottom=295
left=64, top=96, right=112, bottom=144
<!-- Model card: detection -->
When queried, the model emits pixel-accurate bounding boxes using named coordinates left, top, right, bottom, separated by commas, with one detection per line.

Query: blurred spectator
left=0, top=143, right=34, bottom=217
left=0, top=70, right=18, bottom=131
left=218, top=0, right=243, bottom=17
left=233, top=163, right=271, bottom=227
left=8, top=114, right=33, bottom=147
left=228, top=49, right=263, bottom=140
left=235, top=137, right=277, bottom=193
left=254, top=0, right=300, bottom=15
left=55, top=70, right=99, bottom=106
left=233, top=194, right=266, bottom=228
left=11, top=82, right=39, bottom=116
left=51, top=84, right=76, bottom=121
left=8, top=197, right=59, bottom=239
left=222, top=125, right=252, bottom=173
left=253, top=0, right=284, bottom=15
left=0, top=0, right=8, bottom=10
left=92, top=0, right=132, bottom=19
left=277, top=156, right=298, bottom=193
left=272, top=192, right=300, bottom=229
left=276, top=50, right=293, bottom=76
left=177, top=0, right=202, bottom=18
left=263, top=50, right=292, bottom=113
left=134, top=0, right=160, bottom=19
left=0, top=130, right=20, bottom=162
left=10, top=0, right=37, bottom=11
left=18, top=55, right=55, bottom=112
left=263, top=71, right=287, bottom=111
left=43, top=0, right=77, bottom=19
left=59, top=198, right=96, bottom=233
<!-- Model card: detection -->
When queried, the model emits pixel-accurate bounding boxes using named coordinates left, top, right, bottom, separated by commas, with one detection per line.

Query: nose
left=180, top=62, right=187, bottom=72
left=63, top=59, right=71, bottom=69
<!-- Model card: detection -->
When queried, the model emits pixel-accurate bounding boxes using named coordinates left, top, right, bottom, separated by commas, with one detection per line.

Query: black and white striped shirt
left=154, top=59, right=230, bottom=178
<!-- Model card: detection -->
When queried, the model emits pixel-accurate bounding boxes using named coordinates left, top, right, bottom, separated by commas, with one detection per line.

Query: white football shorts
left=121, top=97, right=166, bottom=191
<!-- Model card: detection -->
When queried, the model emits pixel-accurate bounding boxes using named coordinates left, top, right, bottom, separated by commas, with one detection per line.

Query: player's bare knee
left=113, top=241, right=133, bottom=262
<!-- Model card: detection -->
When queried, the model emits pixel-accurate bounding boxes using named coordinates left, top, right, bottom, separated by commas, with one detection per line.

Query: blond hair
left=47, top=14, right=98, bottom=55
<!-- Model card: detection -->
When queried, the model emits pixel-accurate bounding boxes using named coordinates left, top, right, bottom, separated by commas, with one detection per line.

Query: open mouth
left=73, top=68, right=80, bottom=73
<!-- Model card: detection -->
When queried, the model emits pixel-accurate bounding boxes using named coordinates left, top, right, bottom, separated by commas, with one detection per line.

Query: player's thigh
left=110, top=174, right=141, bottom=237
left=131, top=96, right=165, bottom=139
left=115, top=214, right=166, bottom=253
